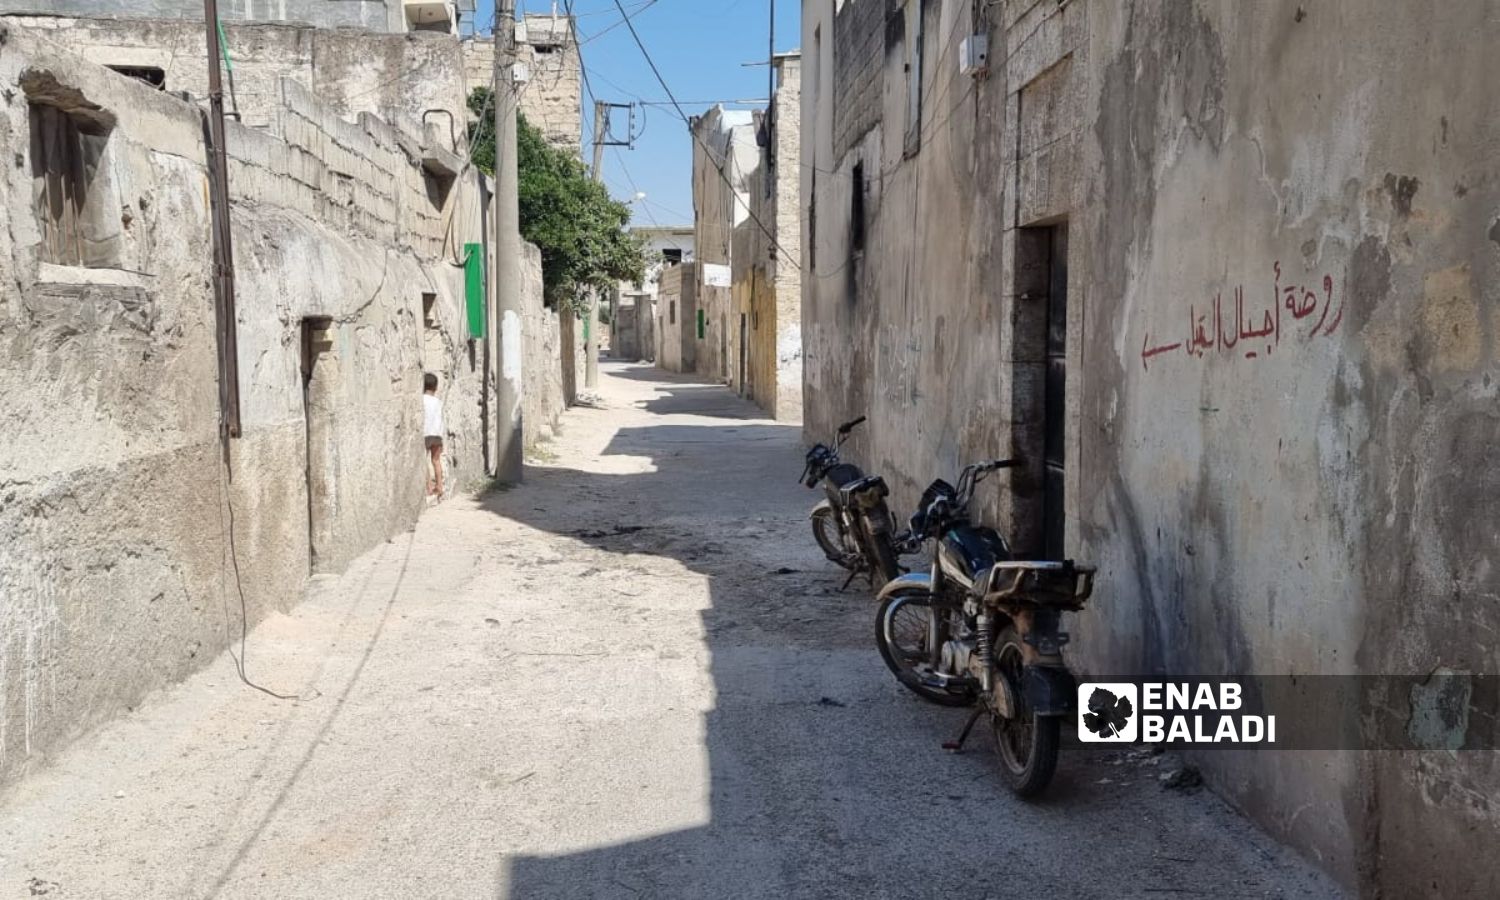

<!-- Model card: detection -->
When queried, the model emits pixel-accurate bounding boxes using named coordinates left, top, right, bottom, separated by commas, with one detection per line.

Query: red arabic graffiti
left=1140, top=262, right=1345, bottom=371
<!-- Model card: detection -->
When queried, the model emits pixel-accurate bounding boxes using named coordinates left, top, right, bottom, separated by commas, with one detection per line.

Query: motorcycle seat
left=825, top=463, right=864, bottom=488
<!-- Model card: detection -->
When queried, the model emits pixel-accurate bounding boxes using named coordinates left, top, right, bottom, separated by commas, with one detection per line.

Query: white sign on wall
left=701, top=263, right=732, bottom=288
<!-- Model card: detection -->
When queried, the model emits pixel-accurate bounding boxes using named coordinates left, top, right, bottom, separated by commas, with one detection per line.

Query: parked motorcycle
left=799, top=417, right=905, bottom=587
left=874, top=458, right=1095, bottom=797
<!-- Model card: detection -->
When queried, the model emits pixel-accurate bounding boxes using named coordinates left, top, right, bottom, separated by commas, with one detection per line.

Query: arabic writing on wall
left=1140, top=262, right=1345, bottom=371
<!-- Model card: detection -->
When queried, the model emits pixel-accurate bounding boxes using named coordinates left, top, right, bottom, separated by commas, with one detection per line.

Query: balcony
left=404, top=0, right=456, bottom=34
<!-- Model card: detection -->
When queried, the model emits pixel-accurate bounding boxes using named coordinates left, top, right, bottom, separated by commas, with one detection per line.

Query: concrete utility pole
left=585, top=100, right=608, bottom=392
left=493, top=0, right=524, bottom=482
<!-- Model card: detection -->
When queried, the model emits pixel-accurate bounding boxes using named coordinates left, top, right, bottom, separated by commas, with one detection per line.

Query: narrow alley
left=0, top=365, right=1340, bottom=899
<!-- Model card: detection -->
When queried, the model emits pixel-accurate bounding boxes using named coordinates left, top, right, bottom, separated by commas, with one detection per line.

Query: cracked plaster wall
left=0, top=21, right=494, bottom=787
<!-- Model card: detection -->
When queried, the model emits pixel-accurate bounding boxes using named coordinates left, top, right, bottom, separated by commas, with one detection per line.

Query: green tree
left=468, top=88, right=645, bottom=309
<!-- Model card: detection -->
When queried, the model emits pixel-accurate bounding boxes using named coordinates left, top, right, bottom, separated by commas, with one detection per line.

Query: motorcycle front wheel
left=989, top=626, right=1060, bottom=798
left=811, top=506, right=858, bottom=571
left=874, top=589, right=976, bottom=707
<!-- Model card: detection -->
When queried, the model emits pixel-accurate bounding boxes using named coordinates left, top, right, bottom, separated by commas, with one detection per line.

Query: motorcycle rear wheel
left=989, top=626, right=1060, bottom=798
left=874, top=589, right=976, bottom=707
left=811, top=507, right=858, bottom=571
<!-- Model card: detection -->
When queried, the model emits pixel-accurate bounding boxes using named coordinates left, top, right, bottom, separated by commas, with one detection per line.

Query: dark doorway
left=1013, top=223, right=1067, bottom=560
left=738, top=313, right=748, bottom=396
left=301, top=317, right=336, bottom=573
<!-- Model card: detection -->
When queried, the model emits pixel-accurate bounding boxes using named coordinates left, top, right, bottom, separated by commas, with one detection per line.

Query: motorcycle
left=799, top=416, right=905, bottom=588
left=873, top=458, right=1095, bottom=797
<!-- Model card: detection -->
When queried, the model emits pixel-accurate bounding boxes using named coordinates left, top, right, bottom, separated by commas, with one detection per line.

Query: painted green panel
left=464, top=243, right=485, bottom=338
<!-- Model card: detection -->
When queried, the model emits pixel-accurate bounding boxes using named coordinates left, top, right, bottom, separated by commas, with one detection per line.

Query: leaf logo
left=1077, top=683, right=1139, bottom=742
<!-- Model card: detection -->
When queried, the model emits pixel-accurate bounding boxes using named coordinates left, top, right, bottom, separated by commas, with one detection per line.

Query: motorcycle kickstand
left=942, top=707, right=986, bottom=753
left=838, top=569, right=860, bottom=592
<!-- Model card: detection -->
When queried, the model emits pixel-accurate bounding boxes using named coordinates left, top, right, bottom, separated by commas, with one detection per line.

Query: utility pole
left=493, top=0, right=524, bottom=483
left=586, top=99, right=608, bottom=392
left=203, top=0, right=240, bottom=443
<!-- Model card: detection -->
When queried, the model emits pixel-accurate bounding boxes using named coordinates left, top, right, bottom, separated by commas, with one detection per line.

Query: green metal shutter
left=464, top=243, right=486, bottom=339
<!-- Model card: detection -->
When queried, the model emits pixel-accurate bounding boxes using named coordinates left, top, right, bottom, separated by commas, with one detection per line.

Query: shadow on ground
left=478, top=371, right=1330, bottom=900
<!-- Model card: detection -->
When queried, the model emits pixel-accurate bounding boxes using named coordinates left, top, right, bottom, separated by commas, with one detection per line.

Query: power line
left=612, top=146, right=691, bottom=249
left=610, top=0, right=801, bottom=270
left=577, top=0, right=659, bottom=46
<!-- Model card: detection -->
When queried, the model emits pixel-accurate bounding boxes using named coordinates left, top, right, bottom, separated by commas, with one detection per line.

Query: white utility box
left=960, top=34, right=989, bottom=76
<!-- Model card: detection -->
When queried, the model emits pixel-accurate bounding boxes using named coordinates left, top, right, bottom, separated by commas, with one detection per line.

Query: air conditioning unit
left=960, top=34, right=988, bottom=76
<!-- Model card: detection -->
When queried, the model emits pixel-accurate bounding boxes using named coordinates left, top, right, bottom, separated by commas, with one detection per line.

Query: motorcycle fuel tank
left=938, top=525, right=1011, bottom=587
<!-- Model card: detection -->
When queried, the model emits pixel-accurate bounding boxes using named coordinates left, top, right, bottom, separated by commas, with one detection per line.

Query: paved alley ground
left=0, top=363, right=1344, bottom=899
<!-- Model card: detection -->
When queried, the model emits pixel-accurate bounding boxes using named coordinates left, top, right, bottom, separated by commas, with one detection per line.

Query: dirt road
left=0, top=363, right=1342, bottom=899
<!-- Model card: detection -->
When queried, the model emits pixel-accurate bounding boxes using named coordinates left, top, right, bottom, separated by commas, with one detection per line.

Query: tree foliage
left=468, top=88, right=645, bottom=309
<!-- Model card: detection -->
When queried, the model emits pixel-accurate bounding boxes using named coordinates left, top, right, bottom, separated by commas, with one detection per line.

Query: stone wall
left=2, top=15, right=471, bottom=148
left=521, top=242, right=567, bottom=449
left=460, top=14, right=582, bottom=154
left=801, top=0, right=1500, bottom=895
left=734, top=56, right=803, bottom=422
left=0, top=21, right=490, bottom=786
left=0, top=0, right=402, bottom=31
left=689, top=107, right=758, bottom=387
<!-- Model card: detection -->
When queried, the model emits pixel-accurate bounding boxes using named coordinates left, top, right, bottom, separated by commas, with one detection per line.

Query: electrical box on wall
left=960, top=34, right=989, bottom=76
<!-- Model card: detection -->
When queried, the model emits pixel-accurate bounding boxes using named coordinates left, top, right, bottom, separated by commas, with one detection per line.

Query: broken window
left=106, top=66, right=165, bottom=90
left=663, top=248, right=683, bottom=265
left=29, top=101, right=122, bottom=268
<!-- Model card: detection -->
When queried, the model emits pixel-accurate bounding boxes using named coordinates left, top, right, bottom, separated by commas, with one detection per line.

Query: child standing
left=423, top=373, right=444, bottom=497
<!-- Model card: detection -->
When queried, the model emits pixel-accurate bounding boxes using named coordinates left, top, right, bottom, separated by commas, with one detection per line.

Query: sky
left=472, top=0, right=802, bottom=229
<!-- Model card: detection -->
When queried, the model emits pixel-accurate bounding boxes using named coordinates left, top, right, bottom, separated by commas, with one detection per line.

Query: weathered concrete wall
left=0, top=22, right=488, bottom=786
left=0, top=0, right=402, bottom=31
left=655, top=262, right=697, bottom=375
left=690, top=107, right=757, bottom=386
left=733, top=55, right=802, bottom=422
left=612, top=290, right=643, bottom=361
left=617, top=225, right=691, bottom=365
left=460, top=14, right=582, bottom=154
left=2, top=15, right=470, bottom=146
left=519, top=242, right=565, bottom=449
left=802, top=0, right=1500, bottom=894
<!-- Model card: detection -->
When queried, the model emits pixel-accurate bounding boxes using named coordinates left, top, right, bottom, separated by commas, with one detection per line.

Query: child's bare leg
left=430, top=443, right=444, bottom=496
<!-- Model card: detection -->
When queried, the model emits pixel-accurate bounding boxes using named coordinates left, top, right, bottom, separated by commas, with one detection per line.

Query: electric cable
left=610, top=0, right=802, bottom=269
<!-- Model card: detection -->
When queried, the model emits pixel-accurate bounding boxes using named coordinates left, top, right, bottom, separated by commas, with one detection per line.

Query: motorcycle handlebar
left=837, top=416, right=867, bottom=436
left=978, top=458, right=1023, bottom=473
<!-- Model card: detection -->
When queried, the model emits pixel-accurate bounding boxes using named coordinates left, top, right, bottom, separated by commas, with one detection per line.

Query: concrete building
left=614, top=225, right=693, bottom=362
left=0, top=10, right=579, bottom=157
left=461, top=14, right=583, bottom=154
left=802, top=1, right=1500, bottom=896
left=0, top=20, right=568, bottom=789
left=0, top=15, right=473, bottom=142
left=688, top=106, right=759, bottom=387
left=732, top=53, right=802, bottom=421
left=0, top=0, right=471, bottom=33
left=655, top=261, right=698, bottom=375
